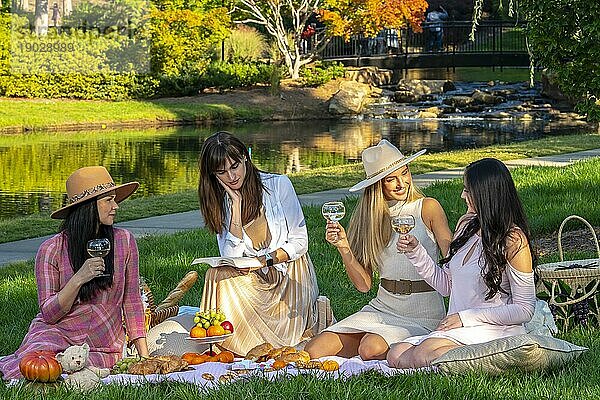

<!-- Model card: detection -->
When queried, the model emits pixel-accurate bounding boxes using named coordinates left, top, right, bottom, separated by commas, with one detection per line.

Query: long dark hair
left=198, top=131, right=265, bottom=234
left=60, top=199, right=114, bottom=302
left=440, top=158, right=536, bottom=299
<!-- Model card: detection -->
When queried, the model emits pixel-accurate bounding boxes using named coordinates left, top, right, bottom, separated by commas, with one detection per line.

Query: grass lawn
left=0, top=98, right=267, bottom=131
left=1, top=159, right=600, bottom=398
left=1, top=132, right=600, bottom=244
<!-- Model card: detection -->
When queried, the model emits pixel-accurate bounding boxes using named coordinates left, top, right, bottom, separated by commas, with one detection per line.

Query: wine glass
left=87, top=238, right=111, bottom=277
left=391, top=215, right=415, bottom=253
left=322, top=201, right=346, bottom=242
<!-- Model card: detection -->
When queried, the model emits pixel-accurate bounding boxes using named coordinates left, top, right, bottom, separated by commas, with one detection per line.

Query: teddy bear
left=56, top=343, right=110, bottom=391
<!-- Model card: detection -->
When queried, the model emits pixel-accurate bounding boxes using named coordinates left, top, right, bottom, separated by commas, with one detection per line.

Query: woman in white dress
left=387, top=158, right=536, bottom=368
left=198, top=131, right=319, bottom=356
left=305, top=139, right=452, bottom=360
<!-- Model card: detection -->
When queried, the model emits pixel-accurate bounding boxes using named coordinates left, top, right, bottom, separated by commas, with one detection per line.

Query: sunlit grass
left=0, top=99, right=266, bottom=131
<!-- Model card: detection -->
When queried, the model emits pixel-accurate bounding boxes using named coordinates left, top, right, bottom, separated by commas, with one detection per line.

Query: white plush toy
left=56, top=343, right=110, bottom=391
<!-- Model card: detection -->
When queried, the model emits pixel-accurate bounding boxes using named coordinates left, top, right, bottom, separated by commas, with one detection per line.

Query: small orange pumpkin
left=19, top=351, right=62, bottom=382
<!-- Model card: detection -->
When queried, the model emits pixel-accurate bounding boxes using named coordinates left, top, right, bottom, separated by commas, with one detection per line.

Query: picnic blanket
left=102, top=356, right=431, bottom=387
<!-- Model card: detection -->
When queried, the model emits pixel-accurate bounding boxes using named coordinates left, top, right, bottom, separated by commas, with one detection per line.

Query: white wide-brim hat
left=349, top=140, right=426, bottom=192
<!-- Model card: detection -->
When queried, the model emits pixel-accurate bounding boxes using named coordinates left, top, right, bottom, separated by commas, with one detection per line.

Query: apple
left=221, top=320, right=234, bottom=333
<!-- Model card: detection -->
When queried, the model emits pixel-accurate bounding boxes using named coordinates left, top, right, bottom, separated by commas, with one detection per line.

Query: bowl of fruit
left=187, top=309, right=234, bottom=344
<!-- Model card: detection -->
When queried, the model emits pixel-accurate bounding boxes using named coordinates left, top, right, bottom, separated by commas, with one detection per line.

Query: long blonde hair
left=347, top=169, right=424, bottom=274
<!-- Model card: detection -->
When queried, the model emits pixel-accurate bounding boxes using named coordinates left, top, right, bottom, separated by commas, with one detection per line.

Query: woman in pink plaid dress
left=0, top=166, right=149, bottom=380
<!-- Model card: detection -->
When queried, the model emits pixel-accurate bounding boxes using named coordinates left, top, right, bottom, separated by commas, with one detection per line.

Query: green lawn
left=1, top=158, right=599, bottom=398
left=0, top=98, right=268, bottom=132
left=1, top=132, right=600, bottom=244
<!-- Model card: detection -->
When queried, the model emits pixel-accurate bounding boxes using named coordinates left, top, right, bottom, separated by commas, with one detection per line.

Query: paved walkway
left=2, top=148, right=599, bottom=266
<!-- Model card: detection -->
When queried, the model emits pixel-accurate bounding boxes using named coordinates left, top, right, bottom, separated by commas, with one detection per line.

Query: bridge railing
left=319, top=20, right=527, bottom=59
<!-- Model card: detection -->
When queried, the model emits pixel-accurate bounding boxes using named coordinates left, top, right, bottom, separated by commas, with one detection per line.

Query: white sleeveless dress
left=324, top=198, right=446, bottom=344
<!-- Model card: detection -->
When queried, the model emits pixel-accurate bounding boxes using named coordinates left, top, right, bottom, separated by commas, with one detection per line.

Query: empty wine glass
left=391, top=215, right=415, bottom=253
left=87, top=238, right=111, bottom=277
left=322, top=201, right=346, bottom=242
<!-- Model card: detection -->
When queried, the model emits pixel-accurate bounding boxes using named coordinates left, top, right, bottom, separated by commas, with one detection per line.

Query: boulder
left=346, top=67, right=393, bottom=87
left=393, top=90, right=418, bottom=103
left=328, top=81, right=372, bottom=115
left=471, top=90, right=504, bottom=105
left=443, top=95, right=474, bottom=108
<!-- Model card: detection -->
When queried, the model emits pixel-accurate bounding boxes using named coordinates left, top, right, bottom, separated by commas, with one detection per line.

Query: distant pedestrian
left=51, top=3, right=60, bottom=28
left=425, top=6, right=448, bottom=52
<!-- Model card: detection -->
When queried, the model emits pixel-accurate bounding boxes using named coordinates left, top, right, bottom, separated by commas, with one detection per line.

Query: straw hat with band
left=51, top=166, right=139, bottom=219
left=349, top=139, right=426, bottom=192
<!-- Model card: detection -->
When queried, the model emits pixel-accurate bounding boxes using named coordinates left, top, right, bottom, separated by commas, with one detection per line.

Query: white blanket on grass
left=101, top=356, right=433, bottom=387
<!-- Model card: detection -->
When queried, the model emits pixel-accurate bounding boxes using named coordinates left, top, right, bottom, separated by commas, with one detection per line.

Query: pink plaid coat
left=0, top=228, right=146, bottom=380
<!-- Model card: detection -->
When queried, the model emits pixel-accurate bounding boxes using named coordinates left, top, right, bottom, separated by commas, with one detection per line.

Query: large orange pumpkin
left=19, top=351, right=62, bottom=382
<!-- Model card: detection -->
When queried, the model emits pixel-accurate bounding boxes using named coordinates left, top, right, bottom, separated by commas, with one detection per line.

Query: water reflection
left=0, top=118, right=590, bottom=219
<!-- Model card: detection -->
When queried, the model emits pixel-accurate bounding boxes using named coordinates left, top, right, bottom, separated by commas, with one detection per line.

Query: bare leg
left=393, top=338, right=459, bottom=369
left=304, top=331, right=365, bottom=359
left=357, top=333, right=389, bottom=360
left=387, top=342, right=415, bottom=368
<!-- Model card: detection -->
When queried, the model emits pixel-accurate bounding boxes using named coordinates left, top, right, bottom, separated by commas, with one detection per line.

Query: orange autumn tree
left=234, top=0, right=427, bottom=79
left=320, top=0, right=428, bottom=40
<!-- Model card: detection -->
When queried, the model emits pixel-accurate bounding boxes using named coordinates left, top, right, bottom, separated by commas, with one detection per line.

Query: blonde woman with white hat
left=305, top=139, right=452, bottom=361
left=0, top=166, right=149, bottom=380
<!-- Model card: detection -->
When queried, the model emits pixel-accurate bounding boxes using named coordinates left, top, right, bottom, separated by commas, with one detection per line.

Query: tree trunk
left=64, top=0, right=72, bottom=16
left=34, top=0, right=49, bottom=35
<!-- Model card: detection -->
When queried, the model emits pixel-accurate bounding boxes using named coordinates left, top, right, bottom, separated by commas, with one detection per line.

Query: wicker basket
left=536, top=215, right=600, bottom=331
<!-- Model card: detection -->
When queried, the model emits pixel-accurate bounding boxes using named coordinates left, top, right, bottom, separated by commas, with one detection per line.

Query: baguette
left=155, top=271, right=199, bottom=312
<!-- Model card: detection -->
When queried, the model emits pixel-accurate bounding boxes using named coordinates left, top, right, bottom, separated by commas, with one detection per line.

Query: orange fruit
left=190, top=326, right=207, bottom=338
left=182, top=352, right=199, bottom=364
left=321, top=360, right=339, bottom=371
left=272, top=360, right=288, bottom=370
left=217, top=351, right=235, bottom=363
left=206, top=325, right=226, bottom=337
left=192, top=354, right=209, bottom=365
left=205, top=356, right=219, bottom=362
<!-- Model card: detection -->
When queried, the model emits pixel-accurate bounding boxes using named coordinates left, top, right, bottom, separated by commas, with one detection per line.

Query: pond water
left=0, top=117, right=592, bottom=219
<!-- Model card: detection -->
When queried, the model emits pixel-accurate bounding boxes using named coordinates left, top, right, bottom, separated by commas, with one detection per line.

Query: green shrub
left=198, top=61, right=282, bottom=90
left=0, top=73, right=159, bottom=100
left=300, top=61, right=346, bottom=87
left=223, top=24, right=268, bottom=62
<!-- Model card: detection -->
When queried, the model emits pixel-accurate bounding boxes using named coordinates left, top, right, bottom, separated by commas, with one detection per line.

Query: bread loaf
left=155, top=271, right=198, bottom=312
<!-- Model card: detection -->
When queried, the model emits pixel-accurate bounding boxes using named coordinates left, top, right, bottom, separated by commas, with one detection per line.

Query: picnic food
left=192, top=309, right=233, bottom=336
left=112, top=356, right=141, bottom=373
left=245, top=343, right=274, bottom=361
left=221, top=320, right=234, bottom=333
left=279, top=350, right=310, bottom=364
left=207, top=325, right=226, bottom=337
left=155, top=271, right=198, bottom=313
left=272, top=360, right=288, bottom=370
left=321, top=360, right=340, bottom=371
left=190, top=326, right=207, bottom=338
left=19, top=351, right=62, bottom=383
left=126, top=355, right=188, bottom=375
left=217, top=351, right=235, bottom=363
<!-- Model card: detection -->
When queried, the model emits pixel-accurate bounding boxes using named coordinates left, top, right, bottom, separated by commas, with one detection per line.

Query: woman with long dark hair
left=198, top=131, right=324, bottom=356
left=0, top=166, right=149, bottom=380
left=387, top=158, right=536, bottom=368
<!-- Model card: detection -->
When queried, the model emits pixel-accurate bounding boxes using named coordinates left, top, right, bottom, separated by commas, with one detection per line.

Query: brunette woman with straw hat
left=0, top=166, right=149, bottom=380
left=305, top=139, right=452, bottom=361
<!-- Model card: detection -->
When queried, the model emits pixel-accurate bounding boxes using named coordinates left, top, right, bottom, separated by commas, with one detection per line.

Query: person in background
left=387, top=158, right=536, bottom=368
left=197, top=131, right=326, bottom=356
left=425, top=5, right=448, bottom=52
left=0, top=166, right=149, bottom=380
left=305, top=139, right=452, bottom=361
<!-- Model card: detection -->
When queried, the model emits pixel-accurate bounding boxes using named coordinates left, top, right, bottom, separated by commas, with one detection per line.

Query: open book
left=191, top=256, right=262, bottom=269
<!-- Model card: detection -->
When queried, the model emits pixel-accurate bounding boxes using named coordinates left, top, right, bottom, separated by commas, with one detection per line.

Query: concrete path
left=2, top=149, right=599, bottom=266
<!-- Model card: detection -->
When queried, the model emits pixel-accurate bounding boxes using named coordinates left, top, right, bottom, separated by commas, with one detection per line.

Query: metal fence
left=319, top=21, right=527, bottom=59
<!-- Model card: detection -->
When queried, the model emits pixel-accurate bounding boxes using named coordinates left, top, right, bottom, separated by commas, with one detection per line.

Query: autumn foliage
left=319, top=0, right=429, bottom=40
